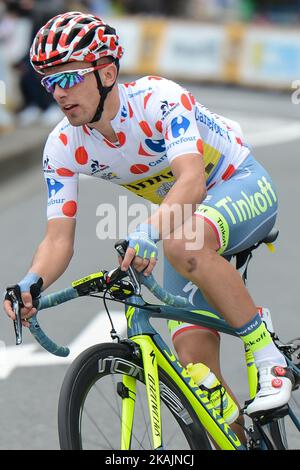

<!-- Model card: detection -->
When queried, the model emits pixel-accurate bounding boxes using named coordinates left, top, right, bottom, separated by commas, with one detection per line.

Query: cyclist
left=3, top=12, right=295, bottom=424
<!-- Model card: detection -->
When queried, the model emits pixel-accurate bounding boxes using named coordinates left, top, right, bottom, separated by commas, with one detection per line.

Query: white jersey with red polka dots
left=43, top=75, right=250, bottom=219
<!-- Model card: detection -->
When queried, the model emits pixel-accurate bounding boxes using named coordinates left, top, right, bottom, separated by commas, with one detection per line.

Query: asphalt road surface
left=0, top=83, right=299, bottom=450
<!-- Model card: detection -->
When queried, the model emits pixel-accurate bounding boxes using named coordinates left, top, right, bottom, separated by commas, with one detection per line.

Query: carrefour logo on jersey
left=171, top=116, right=191, bottom=138
left=46, top=178, right=64, bottom=198
left=48, top=198, right=66, bottom=207
left=166, top=136, right=197, bottom=152
left=195, top=107, right=231, bottom=142
left=145, top=138, right=166, bottom=154
left=149, top=154, right=168, bottom=166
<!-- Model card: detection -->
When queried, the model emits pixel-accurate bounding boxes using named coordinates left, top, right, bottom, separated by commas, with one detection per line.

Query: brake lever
left=8, top=289, right=23, bottom=346
left=114, top=239, right=141, bottom=295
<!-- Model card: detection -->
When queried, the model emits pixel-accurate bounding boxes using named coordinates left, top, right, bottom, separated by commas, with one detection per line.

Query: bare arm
left=4, top=218, right=76, bottom=321
left=30, top=218, right=76, bottom=289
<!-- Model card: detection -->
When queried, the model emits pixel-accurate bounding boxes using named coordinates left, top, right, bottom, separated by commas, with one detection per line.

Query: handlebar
left=29, top=288, right=80, bottom=357
left=12, top=240, right=193, bottom=357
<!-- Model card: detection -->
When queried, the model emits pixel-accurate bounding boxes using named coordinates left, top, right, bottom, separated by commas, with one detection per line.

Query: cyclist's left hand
left=121, top=223, right=160, bottom=276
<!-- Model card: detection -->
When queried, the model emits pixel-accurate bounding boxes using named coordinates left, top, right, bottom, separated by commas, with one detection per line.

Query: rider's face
left=44, top=61, right=102, bottom=126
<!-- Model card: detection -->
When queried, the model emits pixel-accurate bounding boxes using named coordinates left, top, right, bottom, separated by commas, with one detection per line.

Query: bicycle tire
left=58, top=342, right=212, bottom=450
left=268, top=418, right=289, bottom=449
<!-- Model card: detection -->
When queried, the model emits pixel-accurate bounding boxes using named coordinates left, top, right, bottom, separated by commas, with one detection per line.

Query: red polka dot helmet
left=30, top=11, right=124, bottom=74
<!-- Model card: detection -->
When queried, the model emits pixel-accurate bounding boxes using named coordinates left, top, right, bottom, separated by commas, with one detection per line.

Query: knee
left=163, top=237, right=186, bottom=265
left=173, top=329, right=221, bottom=371
left=164, top=237, right=216, bottom=277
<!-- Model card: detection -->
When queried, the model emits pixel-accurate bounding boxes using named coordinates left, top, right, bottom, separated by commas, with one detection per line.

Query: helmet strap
left=89, top=59, right=119, bottom=123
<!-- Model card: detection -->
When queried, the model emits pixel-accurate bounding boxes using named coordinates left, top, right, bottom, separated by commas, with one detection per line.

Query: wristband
left=18, top=272, right=40, bottom=293
left=135, top=223, right=160, bottom=243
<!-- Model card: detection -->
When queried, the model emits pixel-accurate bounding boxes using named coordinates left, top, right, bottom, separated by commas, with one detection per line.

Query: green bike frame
left=120, top=295, right=252, bottom=450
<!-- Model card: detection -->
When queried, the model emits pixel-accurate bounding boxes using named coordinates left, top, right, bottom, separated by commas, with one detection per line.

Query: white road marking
left=0, top=311, right=126, bottom=379
left=247, top=122, right=300, bottom=147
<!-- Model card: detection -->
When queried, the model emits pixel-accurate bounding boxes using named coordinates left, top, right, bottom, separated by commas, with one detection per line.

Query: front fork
left=120, top=336, right=163, bottom=450
left=120, top=374, right=137, bottom=450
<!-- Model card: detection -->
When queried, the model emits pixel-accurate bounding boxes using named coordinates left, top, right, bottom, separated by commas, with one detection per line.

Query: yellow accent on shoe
left=266, top=242, right=275, bottom=253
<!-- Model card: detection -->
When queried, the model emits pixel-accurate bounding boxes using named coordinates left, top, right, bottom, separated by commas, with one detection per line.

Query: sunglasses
left=41, top=63, right=113, bottom=94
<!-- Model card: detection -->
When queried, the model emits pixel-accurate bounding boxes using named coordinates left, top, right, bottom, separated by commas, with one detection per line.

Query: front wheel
left=58, top=342, right=212, bottom=450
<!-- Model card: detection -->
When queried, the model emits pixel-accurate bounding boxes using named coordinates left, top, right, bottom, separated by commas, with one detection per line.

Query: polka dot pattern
left=124, top=81, right=136, bottom=88
left=128, top=101, right=134, bottom=118
left=59, top=133, right=68, bottom=146
left=197, top=139, right=204, bottom=154
left=117, top=132, right=126, bottom=146
left=181, top=93, right=192, bottom=111
left=144, top=93, right=153, bottom=109
left=130, top=164, right=149, bottom=174
left=148, top=76, right=163, bottom=80
left=75, top=146, right=88, bottom=165
left=44, top=75, right=249, bottom=222
left=62, top=200, right=77, bottom=217
left=139, top=121, right=153, bottom=137
left=155, top=121, right=163, bottom=133
left=222, top=164, right=235, bottom=181
left=138, top=143, right=153, bottom=157
left=56, top=168, right=75, bottom=177
left=189, top=93, right=196, bottom=105
left=82, top=125, right=91, bottom=136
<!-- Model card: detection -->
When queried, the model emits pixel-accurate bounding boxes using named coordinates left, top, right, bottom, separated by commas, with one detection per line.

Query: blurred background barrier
left=240, top=27, right=300, bottom=88
left=113, top=17, right=300, bottom=90
left=0, top=0, right=299, bottom=151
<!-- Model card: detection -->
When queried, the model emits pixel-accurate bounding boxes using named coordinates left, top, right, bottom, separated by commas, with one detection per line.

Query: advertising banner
left=109, top=17, right=296, bottom=90
left=157, top=22, right=226, bottom=80
left=240, top=28, right=300, bottom=88
left=108, top=17, right=143, bottom=73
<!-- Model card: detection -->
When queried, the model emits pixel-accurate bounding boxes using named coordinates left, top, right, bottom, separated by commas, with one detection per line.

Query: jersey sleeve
left=149, top=79, right=203, bottom=164
left=43, top=134, right=79, bottom=220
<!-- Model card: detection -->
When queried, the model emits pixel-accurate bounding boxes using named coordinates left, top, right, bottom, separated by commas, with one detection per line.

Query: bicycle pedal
left=251, top=404, right=289, bottom=423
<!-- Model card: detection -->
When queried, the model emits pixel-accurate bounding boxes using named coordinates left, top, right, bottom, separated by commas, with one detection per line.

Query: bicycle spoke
left=82, top=407, right=114, bottom=449
left=80, top=376, right=153, bottom=449
left=111, top=373, right=122, bottom=419
left=59, top=345, right=201, bottom=450
left=163, top=425, right=179, bottom=448
left=93, top=381, right=120, bottom=417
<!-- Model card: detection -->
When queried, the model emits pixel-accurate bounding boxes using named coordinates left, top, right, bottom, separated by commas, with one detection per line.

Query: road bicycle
left=9, top=230, right=300, bottom=450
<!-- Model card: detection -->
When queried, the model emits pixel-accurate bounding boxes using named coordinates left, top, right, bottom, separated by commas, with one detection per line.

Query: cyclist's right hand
left=4, top=273, right=43, bottom=327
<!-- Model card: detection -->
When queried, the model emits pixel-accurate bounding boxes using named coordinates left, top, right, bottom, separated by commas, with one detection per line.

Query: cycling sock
left=235, top=313, right=286, bottom=367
